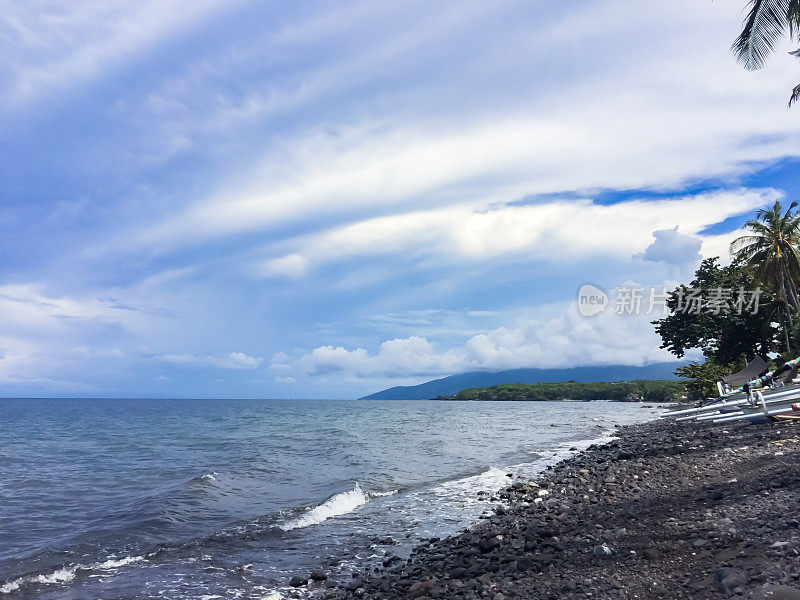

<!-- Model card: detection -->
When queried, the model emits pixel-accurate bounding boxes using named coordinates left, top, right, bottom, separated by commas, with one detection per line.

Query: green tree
left=675, top=359, right=743, bottom=401
left=652, top=257, right=773, bottom=363
left=730, top=200, right=800, bottom=352
left=448, top=380, right=683, bottom=402
left=732, top=0, right=800, bottom=105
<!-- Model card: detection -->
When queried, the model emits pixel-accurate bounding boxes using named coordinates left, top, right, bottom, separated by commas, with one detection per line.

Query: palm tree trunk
left=788, top=272, right=800, bottom=311
left=781, top=262, right=800, bottom=312
left=784, top=310, right=793, bottom=354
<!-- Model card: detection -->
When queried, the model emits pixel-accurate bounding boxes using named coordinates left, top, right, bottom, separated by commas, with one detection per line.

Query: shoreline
left=317, top=417, right=800, bottom=599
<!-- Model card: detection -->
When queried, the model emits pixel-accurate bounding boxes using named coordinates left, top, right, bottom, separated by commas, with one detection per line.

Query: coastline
left=317, top=417, right=800, bottom=600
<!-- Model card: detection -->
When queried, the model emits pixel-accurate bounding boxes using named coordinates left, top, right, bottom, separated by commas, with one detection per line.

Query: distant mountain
left=359, top=362, right=685, bottom=400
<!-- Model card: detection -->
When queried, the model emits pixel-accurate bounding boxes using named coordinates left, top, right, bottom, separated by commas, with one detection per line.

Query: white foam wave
left=281, top=483, right=368, bottom=531
left=427, top=466, right=510, bottom=500
left=190, top=471, right=219, bottom=484
left=0, top=581, right=20, bottom=594
left=0, top=555, right=145, bottom=594
left=34, top=567, right=76, bottom=585
left=369, top=489, right=398, bottom=498
left=507, top=433, right=620, bottom=479
left=95, top=556, right=144, bottom=569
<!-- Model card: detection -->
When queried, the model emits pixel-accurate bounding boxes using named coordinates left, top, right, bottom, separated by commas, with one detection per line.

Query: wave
left=188, top=471, right=219, bottom=485
left=431, top=466, right=509, bottom=495
left=94, top=556, right=144, bottom=569
left=0, top=555, right=144, bottom=595
left=34, top=568, right=76, bottom=585
left=280, top=483, right=368, bottom=531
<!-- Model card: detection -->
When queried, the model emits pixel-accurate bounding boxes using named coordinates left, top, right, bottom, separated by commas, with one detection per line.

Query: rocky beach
left=311, top=416, right=800, bottom=600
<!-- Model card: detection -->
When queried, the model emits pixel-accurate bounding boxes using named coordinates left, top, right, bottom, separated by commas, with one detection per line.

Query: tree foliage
left=441, top=380, right=683, bottom=402
left=652, top=257, right=773, bottom=364
left=730, top=201, right=800, bottom=310
left=674, top=359, right=744, bottom=401
left=731, top=200, right=800, bottom=352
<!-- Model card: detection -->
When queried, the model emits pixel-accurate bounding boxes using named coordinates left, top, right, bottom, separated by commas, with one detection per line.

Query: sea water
left=0, top=398, right=659, bottom=599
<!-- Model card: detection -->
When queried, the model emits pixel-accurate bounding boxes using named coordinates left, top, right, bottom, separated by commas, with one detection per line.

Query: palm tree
left=759, top=296, right=795, bottom=353
left=731, top=200, right=800, bottom=351
left=732, top=0, right=800, bottom=105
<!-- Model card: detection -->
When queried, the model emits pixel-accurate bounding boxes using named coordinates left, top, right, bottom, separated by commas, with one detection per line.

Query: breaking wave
left=0, top=555, right=144, bottom=595
left=280, top=483, right=369, bottom=531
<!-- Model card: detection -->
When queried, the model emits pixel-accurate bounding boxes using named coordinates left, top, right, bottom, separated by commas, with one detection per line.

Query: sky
left=3, top=1, right=800, bottom=398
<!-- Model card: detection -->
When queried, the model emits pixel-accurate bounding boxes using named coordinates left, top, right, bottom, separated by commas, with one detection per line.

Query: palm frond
left=731, top=234, right=767, bottom=248
left=790, top=81, right=800, bottom=106
left=744, top=220, right=773, bottom=237
left=787, top=0, right=800, bottom=35
left=733, top=0, right=791, bottom=70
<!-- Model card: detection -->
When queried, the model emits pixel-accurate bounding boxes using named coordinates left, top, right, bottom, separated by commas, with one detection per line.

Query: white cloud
left=0, top=335, right=118, bottom=393
left=0, top=285, right=155, bottom=392
left=261, top=254, right=309, bottom=278
left=700, top=230, right=748, bottom=265
left=0, top=283, right=144, bottom=330
left=130, top=0, right=800, bottom=251
left=639, top=226, right=702, bottom=266
left=158, top=351, right=262, bottom=370
left=270, top=352, right=292, bottom=370
left=257, top=189, right=777, bottom=276
left=297, top=305, right=685, bottom=380
left=0, top=336, right=37, bottom=378
left=141, top=99, right=796, bottom=249
left=69, top=346, right=125, bottom=358
left=0, top=1, right=229, bottom=106
left=300, top=336, right=467, bottom=378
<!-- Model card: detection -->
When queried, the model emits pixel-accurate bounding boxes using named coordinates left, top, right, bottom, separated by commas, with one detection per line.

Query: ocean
left=0, top=398, right=659, bottom=599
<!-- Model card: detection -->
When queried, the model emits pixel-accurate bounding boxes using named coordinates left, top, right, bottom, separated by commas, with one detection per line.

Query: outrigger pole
left=712, top=403, right=800, bottom=424
left=663, top=385, right=800, bottom=418
left=663, top=355, right=800, bottom=425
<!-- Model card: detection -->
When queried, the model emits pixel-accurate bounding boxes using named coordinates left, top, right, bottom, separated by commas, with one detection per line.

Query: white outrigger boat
left=663, top=356, right=800, bottom=425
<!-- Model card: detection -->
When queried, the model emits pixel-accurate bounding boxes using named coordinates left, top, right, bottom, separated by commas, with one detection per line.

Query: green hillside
left=438, top=380, right=683, bottom=402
